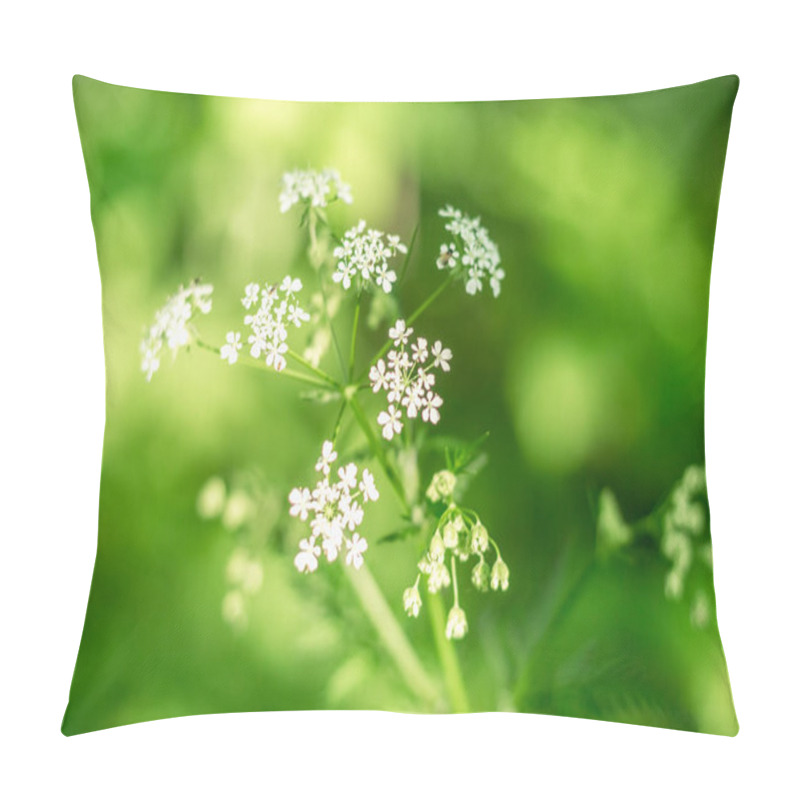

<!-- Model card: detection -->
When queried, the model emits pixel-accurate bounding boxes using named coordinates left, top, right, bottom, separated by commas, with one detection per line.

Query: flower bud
left=403, top=584, right=423, bottom=617
left=429, top=530, right=446, bottom=562
left=445, top=605, right=468, bottom=640
left=470, top=521, right=489, bottom=554
left=490, top=557, right=510, bottom=591
left=426, top=469, right=457, bottom=503
left=472, top=560, right=490, bottom=591
left=441, top=514, right=464, bottom=549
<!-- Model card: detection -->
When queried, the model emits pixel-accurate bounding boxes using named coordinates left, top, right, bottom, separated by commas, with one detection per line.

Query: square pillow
left=64, top=74, right=739, bottom=735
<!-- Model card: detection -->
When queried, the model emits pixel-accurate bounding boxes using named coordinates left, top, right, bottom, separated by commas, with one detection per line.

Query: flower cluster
left=403, top=471, right=509, bottom=640
left=438, top=206, right=504, bottom=297
left=333, top=220, right=407, bottom=294
left=660, top=466, right=714, bottom=628
left=279, top=168, right=352, bottom=213
left=290, top=441, right=379, bottom=574
left=661, top=465, right=710, bottom=602
left=140, top=281, right=213, bottom=381
left=369, top=321, right=451, bottom=441
left=223, top=277, right=309, bottom=372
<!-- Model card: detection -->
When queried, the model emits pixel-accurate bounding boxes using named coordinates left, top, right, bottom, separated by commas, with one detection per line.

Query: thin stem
left=345, top=563, right=439, bottom=708
left=317, top=270, right=348, bottom=381
left=347, top=395, right=409, bottom=514
left=426, top=590, right=470, bottom=713
left=357, top=272, right=458, bottom=383
left=195, top=340, right=333, bottom=390
left=348, top=293, right=362, bottom=381
left=286, top=349, right=340, bottom=388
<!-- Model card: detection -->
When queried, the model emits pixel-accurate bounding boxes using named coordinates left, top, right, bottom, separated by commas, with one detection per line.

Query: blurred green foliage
left=63, top=75, right=738, bottom=735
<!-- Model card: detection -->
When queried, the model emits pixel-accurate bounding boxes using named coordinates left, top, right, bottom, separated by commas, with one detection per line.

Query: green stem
left=345, top=563, right=439, bottom=708
left=195, top=340, right=333, bottom=390
left=347, top=395, right=409, bottom=514
left=357, top=272, right=457, bottom=383
left=426, top=589, right=470, bottom=712
left=286, top=349, right=340, bottom=388
left=348, top=294, right=362, bottom=381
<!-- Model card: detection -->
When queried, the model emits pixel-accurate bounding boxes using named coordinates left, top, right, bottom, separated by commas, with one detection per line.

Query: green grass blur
left=63, top=75, right=738, bottom=735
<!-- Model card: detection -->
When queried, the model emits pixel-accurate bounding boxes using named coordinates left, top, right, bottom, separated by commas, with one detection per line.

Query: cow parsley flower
left=438, top=206, right=504, bottom=297
left=279, top=168, right=352, bottom=213
left=369, top=320, right=449, bottom=440
left=291, top=441, right=379, bottom=573
left=228, top=277, right=309, bottom=373
left=220, top=332, right=242, bottom=364
left=332, top=220, right=407, bottom=294
left=140, top=281, right=213, bottom=381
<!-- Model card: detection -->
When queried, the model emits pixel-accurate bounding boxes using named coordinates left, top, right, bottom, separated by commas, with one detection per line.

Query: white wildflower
left=292, top=442, right=378, bottom=574
left=220, top=331, right=242, bottom=365
left=370, top=320, right=449, bottom=440
left=294, top=538, right=321, bottom=573
left=438, top=206, right=503, bottom=297
left=345, top=533, right=368, bottom=569
left=140, top=281, right=213, bottom=381
left=377, top=405, right=403, bottom=441
left=333, top=220, right=406, bottom=294
left=279, top=168, right=352, bottom=213
left=229, top=277, right=308, bottom=373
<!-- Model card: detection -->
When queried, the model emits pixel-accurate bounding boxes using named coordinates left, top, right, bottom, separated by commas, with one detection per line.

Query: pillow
left=64, top=74, right=739, bottom=736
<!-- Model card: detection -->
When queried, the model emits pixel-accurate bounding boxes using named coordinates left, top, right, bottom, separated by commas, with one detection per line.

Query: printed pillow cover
left=64, top=74, right=739, bottom=736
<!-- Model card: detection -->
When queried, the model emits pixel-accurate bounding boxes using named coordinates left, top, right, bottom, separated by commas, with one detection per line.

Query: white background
left=2, top=1, right=798, bottom=797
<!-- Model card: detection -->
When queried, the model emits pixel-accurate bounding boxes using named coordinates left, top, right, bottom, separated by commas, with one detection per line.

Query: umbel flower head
left=438, top=205, right=504, bottom=297
left=290, top=441, right=380, bottom=574
left=408, top=500, right=509, bottom=639
left=279, top=168, right=352, bottom=213
left=333, top=220, right=407, bottom=294
left=140, top=280, right=213, bottom=381
left=369, top=320, right=450, bottom=441
left=224, top=276, right=309, bottom=372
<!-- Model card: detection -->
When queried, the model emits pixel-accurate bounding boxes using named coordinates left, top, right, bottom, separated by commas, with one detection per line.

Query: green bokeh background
left=64, top=75, right=738, bottom=735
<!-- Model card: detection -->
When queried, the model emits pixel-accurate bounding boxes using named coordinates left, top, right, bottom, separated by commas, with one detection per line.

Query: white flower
left=438, top=206, right=503, bottom=297
left=289, top=487, right=313, bottom=521
left=388, top=320, right=412, bottom=346
left=370, top=321, right=451, bottom=437
left=411, top=337, right=428, bottom=363
left=292, top=445, right=376, bottom=573
left=294, top=538, right=321, bottom=573
left=315, top=441, right=338, bottom=475
left=140, top=281, right=214, bottom=381
left=470, top=521, right=489, bottom=554
left=359, top=469, right=380, bottom=502
left=445, top=606, right=468, bottom=640
left=403, top=583, right=422, bottom=618
left=378, top=405, right=403, bottom=440
left=369, top=359, right=390, bottom=392
left=220, top=331, right=242, bottom=365
left=431, top=341, right=452, bottom=372
left=279, top=168, right=352, bottom=213
left=421, top=392, right=443, bottom=425
left=229, top=276, right=307, bottom=373
left=265, top=339, right=288, bottom=372
left=242, top=283, right=260, bottom=309
left=345, top=533, right=368, bottom=569
left=332, top=221, right=406, bottom=294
